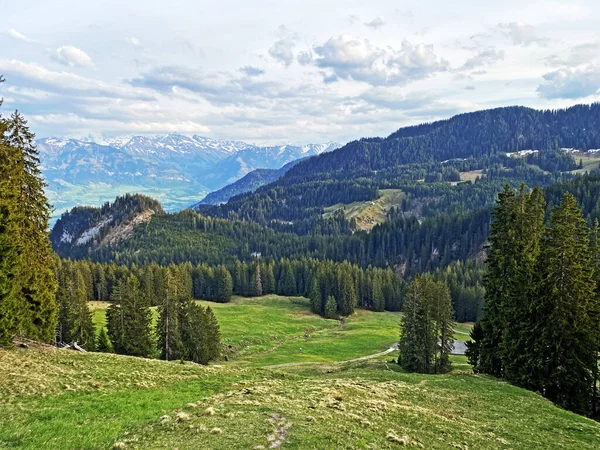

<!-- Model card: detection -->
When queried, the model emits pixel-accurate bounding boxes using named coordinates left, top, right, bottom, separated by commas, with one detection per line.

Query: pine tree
left=0, top=139, right=23, bottom=346
left=372, top=272, right=385, bottom=312
left=0, top=105, right=57, bottom=344
left=589, top=219, right=600, bottom=415
left=204, top=306, right=221, bottom=362
left=108, top=275, right=154, bottom=357
left=96, top=327, right=113, bottom=353
left=399, top=277, right=429, bottom=372
left=157, top=268, right=184, bottom=360
left=324, top=295, right=337, bottom=319
left=56, top=263, right=95, bottom=350
left=432, top=280, right=455, bottom=374
left=501, top=186, right=545, bottom=386
left=262, top=263, right=276, bottom=294
left=529, top=193, right=597, bottom=413
left=338, top=269, right=357, bottom=316
left=250, top=262, right=263, bottom=297
left=472, top=185, right=517, bottom=376
left=309, top=278, right=321, bottom=314
left=213, top=265, right=233, bottom=302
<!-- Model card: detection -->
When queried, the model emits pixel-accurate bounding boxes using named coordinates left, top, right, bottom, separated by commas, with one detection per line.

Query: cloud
left=537, top=65, right=600, bottom=99
left=358, top=88, right=437, bottom=110
left=461, top=48, right=505, bottom=70
left=240, top=66, right=264, bottom=77
left=297, top=51, right=313, bottom=66
left=269, top=38, right=295, bottom=66
left=546, top=41, right=600, bottom=67
left=29, top=113, right=210, bottom=134
left=126, top=36, right=142, bottom=46
left=6, top=28, right=36, bottom=43
left=0, top=59, right=155, bottom=101
left=54, top=46, right=94, bottom=67
left=312, top=35, right=449, bottom=86
left=497, top=22, right=548, bottom=47
left=364, top=17, right=385, bottom=29
left=129, top=65, right=295, bottom=107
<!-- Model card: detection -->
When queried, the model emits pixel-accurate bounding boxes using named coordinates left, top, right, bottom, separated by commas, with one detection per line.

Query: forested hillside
left=51, top=105, right=600, bottom=324
left=203, top=104, right=600, bottom=224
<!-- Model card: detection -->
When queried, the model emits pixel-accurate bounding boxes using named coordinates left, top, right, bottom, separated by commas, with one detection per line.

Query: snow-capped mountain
left=36, top=134, right=341, bottom=222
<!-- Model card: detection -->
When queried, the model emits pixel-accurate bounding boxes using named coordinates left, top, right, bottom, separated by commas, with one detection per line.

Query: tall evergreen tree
left=213, top=265, right=233, bottom=302
left=157, top=268, right=184, bottom=360
left=470, top=185, right=517, bottom=376
left=0, top=102, right=57, bottom=344
left=529, top=193, right=597, bottom=413
left=399, top=277, right=430, bottom=373
left=96, top=327, right=113, bottom=353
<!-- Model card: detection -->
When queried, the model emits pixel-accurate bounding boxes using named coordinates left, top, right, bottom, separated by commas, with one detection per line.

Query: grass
left=3, top=297, right=600, bottom=449
left=569, top=151, right=600, bottom=174
left=91, top=295, right=400, bottom=366
left=323, top=189, right=404, bottom=231
left=2, top=346, right=599, bottom=449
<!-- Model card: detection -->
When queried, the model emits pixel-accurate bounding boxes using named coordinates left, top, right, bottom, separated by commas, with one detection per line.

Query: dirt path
left=262, top=344, right=398, bottom=369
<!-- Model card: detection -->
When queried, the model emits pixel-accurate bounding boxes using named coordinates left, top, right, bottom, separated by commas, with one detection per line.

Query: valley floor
left=1, top=296, right=599, bottom=449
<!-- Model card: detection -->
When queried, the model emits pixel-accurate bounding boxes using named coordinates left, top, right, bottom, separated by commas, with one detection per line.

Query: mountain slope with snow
left=37, top=134, right=341, bottom=221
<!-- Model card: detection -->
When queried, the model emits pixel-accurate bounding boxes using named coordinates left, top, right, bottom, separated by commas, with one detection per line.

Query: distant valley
left=37, top=134, right=340, bottom=221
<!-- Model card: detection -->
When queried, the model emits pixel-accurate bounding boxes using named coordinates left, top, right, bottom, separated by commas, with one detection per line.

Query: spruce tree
left=157, top=268, right=184, bottom=360
left=56, top=263, right=95, bottom=350
left=96, top=327, right=113, bottom=353
left=471, top=185, right=517, bottom=376
left=399, top=277, right=429, bottom=372
left=324, top=295, right=337, bottom=319
left=529, top=193, right=597, bottom=413
left=432, top=280, right=455, bottom=374
left=0, top=140, right=23, bottom=345
left=309, top=278, right=321, bottom=314
left=0, top=103, right=57, bottom=344
left=338, top=269, right=357, bottom=316
left=262, top=263, right=276, bottom=294
left=213, top=265, right=233, bottom=302
left=501, top=186, right=545, bottom=386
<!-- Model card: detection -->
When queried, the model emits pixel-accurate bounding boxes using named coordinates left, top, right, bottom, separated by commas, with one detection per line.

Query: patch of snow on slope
left=76, top=216, right=113, bottom=246
left=61, top=230, right=73, bottom=244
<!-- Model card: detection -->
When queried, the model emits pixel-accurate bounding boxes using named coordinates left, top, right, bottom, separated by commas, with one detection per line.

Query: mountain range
left=37, top=134, right=340, bottom=220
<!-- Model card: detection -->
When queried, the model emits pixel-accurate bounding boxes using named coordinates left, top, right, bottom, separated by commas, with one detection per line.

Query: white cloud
left=0, top=59, right=154, bottom=100
left=497, top=22, right=548, bottom=47
left=269, top=38, right=295, bottom=66
left=364, top=17, right=385, bottom=29
left=537, top=65, right=600, bottom=99
left=6, top=28, right=36, bottom=43
left=461, top=48, right=505, bottom=70
left=54, top=46, right=94, bottom=67
left=546, top=41, right=600, bottom=67
left=29, top=113, right=210, bottom=134
left=313, top=35, right=449, bottom=86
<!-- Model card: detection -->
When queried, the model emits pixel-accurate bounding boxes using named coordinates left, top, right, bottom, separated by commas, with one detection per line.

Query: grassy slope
left=92, top=296, right=402, bottom=366
left=2, top=297, right=599, bottom=449
left=1, top=347, right=599, bottom=449
left=323, top=189, right=404, bottom=231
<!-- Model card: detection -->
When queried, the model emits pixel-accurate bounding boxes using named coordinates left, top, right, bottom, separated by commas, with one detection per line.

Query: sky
left=1, top=0, right=600, bottom=145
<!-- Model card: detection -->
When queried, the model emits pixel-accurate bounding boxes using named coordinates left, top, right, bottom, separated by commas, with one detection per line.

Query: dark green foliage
left=324, top=296, right=337, bottom=319
left=0, top=92, right=57, bottom=345
left=472, top=188, right=600, bottom=416
left=528, top=193, right=597, bottom=413
left=398, top=277, right=454, bottom=374
left=106, top=275, right=154, bottom=358
left=96, top=327, right=112, bottom=353
left=55, top=259, right=96, bottom=350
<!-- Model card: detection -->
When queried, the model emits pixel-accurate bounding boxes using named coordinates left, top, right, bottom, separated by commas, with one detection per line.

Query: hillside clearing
left=323, top=189, right=404, bottom=231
